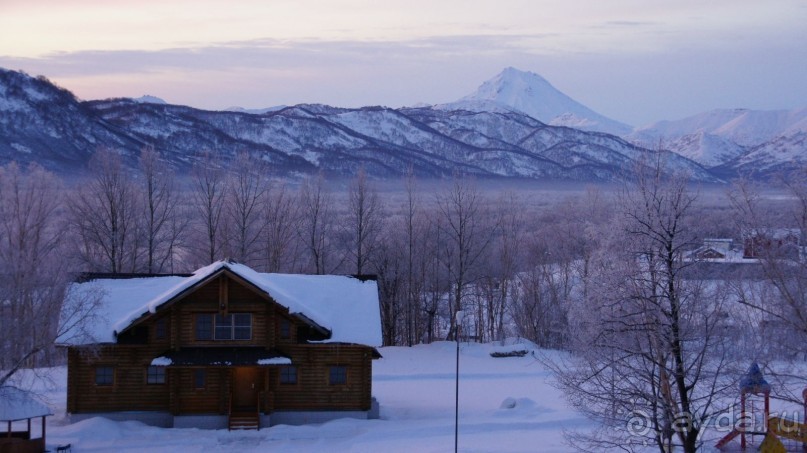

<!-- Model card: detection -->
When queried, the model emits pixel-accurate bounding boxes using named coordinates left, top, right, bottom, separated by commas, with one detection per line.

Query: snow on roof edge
left=0, top=386, right=53, bottom=421
left=88, top=260, right=381, bottom=347
left=111, top=261, right=227, bottom=335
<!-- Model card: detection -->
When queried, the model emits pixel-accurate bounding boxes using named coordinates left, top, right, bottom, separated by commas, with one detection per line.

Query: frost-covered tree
left=551, top=156, right=735, bottom=452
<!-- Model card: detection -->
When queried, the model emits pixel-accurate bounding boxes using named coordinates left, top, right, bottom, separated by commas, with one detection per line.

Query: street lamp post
left=454, top=310, right=464, bottom=453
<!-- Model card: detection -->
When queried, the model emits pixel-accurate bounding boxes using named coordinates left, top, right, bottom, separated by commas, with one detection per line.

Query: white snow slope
left=626, top=107, right=807, bottom=168
left=632, top=107, right=807, bottom=147
left=439, top=67, right=633, bottom=136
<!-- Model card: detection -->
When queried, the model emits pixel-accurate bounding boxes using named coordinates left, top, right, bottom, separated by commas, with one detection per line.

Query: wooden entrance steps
left=228, top=411, right=260, bottom=430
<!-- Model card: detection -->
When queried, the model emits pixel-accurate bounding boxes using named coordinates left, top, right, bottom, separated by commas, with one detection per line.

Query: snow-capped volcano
left=439, top=67, right=633, bottom=136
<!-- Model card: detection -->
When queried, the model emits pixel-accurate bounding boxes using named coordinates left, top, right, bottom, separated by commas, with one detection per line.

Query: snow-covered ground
left=17, top=341, right=590, bottom=452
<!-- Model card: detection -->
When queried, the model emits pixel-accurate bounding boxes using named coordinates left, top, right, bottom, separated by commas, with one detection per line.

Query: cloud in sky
left=0, top=0, right=805, bottom=125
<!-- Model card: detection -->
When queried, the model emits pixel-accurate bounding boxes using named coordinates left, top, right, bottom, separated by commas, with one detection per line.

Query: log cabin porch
left=153, top=347, right=290, bottom=430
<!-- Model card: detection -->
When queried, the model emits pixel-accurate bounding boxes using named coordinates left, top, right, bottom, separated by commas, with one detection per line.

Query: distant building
left=742, top=228, right=801, bottom=259
left=692, top=238, right=734, bottom=260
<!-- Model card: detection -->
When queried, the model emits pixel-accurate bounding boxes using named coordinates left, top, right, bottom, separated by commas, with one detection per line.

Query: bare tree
left=189, top=152, right=227, bottom=265
left=551, top=157, right=734, bottom=452
left=421, top=208, right=449, bottom=343
left=401, top=168, right=424, bottom=345
left=263, top=182, right=300, bottom=273
left=345, top=166, right=382, bottom=275
left=225, top=153, right=269, bottom=266
left=373, top=232, right=406, bottom=345
left=137, top=147, right=185, bottom=273
left=0, top=163, right=99, bottom=388
left=68, top=148, right=141, bottom=273
left=509, top=235, right=571, bottom=349
left=436, top=176, right=497, bottom=340
left=730, top=172, right=807, bottom=341
left=297, top=173, right=335, bottom=274
left=482, top=192, right=525, bottom=342
left=728, top=169, right=807, bottom=403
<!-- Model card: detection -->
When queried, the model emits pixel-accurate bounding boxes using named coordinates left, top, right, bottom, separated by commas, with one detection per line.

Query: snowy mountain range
left=0, top=66, right=803, bottom=181
left=435, top=68, right=805, bottom=172
left=629, top=107, right=807, bottom=169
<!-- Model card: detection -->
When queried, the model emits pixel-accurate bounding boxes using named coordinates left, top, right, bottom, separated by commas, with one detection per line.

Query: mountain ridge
left=0, top=67, right=802, bottom=181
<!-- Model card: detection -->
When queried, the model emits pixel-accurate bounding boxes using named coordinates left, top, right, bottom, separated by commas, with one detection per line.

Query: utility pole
left=455, top=310, right=464, bottom=453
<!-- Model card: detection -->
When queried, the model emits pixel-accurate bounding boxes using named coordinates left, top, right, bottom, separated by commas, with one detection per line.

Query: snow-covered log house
left=58, top=260, right=382, bottom=429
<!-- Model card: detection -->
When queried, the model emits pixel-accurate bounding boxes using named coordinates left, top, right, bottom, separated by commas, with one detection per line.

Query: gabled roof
left=59, top=261, right=382, bottom=347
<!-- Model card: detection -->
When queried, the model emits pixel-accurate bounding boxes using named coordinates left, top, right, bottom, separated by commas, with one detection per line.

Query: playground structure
left=715, top=363, right=807, bottom=451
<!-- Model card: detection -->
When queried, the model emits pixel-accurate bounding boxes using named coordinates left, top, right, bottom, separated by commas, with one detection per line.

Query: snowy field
left=23, top=341, right=591, bottom=452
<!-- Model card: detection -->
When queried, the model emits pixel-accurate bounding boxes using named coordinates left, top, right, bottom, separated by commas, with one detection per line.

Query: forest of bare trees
left=1, top=149, right=806, bottom=450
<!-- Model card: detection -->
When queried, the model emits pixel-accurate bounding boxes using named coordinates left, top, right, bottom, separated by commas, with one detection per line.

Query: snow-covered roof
left=59, top=261, right=382, bottom=347
left=0, top=386, right=52, bottom=421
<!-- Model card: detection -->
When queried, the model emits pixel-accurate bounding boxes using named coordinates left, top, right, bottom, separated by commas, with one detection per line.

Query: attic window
left=196, top=313, right=252, bottom=340
left=215, top=313, right=252, bottom=340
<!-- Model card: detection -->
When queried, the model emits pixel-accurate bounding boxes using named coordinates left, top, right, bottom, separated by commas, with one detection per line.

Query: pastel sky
left=1, top=0, right=805, bottom=126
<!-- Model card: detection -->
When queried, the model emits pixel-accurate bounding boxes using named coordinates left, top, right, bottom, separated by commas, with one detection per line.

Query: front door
left=233, top=367, right=261, bottom=411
